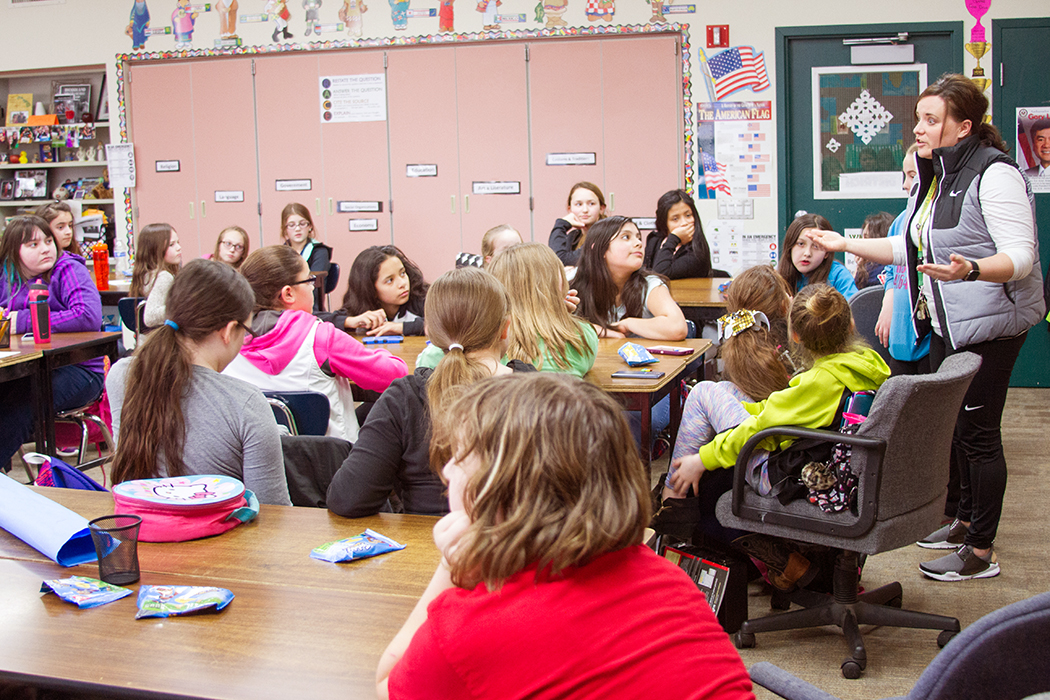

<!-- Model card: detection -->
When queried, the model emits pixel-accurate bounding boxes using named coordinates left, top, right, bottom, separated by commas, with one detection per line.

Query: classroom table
left=668, top=277, right=731, bottom=308
left=0, top=487, right=440, bottom=700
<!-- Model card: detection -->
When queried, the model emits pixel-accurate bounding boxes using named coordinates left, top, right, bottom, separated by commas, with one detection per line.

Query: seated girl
left=106, top=259, right=291, bottom=506
left=853, top=212, right=894, bottom=290
left=226, top=245, right=409, bottom=443
left=327, top=267, right=535, bottom=518
left=129, top=222, right=182, bottom=329
left=281, top=203, right=332, bottom=311
left=777, top=213, right=857, bottom=300
left=34, top=201, right=83, bottom=261
left=665, top=284, right=889, bottom=587
left=571, top=215, right=688, bottom=341
left=376, top=373, right=754, bottom=700
left=211, top=225, right=251, bottom=269
left=480, top=224, right=522, bottom=266
left=335, top=245, right=428, bottom=337
left=548, top=181, right=607, bottom=266
left=0, top=215, right=104, bottom=471
left=644, top=188, right=714, bottom=278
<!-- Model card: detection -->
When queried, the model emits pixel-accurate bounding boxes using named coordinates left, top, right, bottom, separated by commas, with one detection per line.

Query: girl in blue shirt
left=778, top=213, right=858, bottom=300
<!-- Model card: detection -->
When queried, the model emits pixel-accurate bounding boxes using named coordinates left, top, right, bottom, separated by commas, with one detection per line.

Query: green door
left=776, top=22, right=963, bottom=232
left=993, top=18, right=1050, bottom=387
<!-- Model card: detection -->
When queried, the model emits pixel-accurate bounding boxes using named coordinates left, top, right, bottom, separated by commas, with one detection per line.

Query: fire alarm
left=707, top=25, right=729, bottom=49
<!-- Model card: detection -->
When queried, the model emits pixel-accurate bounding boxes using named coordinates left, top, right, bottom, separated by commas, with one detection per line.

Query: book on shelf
left=6, top=94, right=32, bottom=127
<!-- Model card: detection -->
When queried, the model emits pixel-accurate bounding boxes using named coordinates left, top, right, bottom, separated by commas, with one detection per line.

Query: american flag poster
left=704, top=46, right=770, bottom=101
left=696, top=101, right=772, bottom=200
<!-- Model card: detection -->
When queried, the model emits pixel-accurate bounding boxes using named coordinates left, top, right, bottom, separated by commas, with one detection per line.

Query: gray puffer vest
left=903, top=135, right=1044, bottom=350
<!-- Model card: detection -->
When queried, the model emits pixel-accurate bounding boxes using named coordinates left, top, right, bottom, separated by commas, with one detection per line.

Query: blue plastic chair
left=263, top=391, right=330, bottom=436
left=324, top=262, right=340, bottom=311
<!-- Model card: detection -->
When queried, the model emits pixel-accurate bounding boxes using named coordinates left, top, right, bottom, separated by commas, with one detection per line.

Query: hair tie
left=164, top=319, right=179, bottom=331
left=717, top=310, right=769, bottom=344
left=447, top=343, right=464, bottom=352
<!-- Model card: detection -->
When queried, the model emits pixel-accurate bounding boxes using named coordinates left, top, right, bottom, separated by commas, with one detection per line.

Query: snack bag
left=617, top=342, right=658, bottom=367
left=41, top=576, right=133, bottom=608
left=135, top=585, right=235, bottom=619
left=310, top=529, right=406, bottom=563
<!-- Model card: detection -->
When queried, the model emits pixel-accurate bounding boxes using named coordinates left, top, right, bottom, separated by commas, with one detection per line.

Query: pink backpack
left=112, top=475, right=259, bottom=542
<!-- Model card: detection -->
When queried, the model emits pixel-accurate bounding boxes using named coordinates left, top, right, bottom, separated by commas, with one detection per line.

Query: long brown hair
left=653, top=189, right=712, bottom=275
left=112, top=259, right=255, bottom=484
left=565, top=181, right=607, bottom=249
left=0, top=215, right=56, bottom=289
left=721, top=264, right=794, bottom=400
left=340, top=245, right=428, bottom=317
left=854, top=212, right=895, bottom=288
left=34, top=201, right=80, bottom=257
left=424, top=267, right=509, bottom=419
left=572, top=216, right=659, bottom=332
left=130, top=223, right=179, bottom=297
left=212, top=226, right=250, bottom=269
left=431, top=373, right=650, bottom=591
left=239, top=245, right=305, bottom=313
left=487, top=243, right=593, bottom=372
left=777, top=213, right=834, bottom=291
left=919, top=73, right=1009, bottom=154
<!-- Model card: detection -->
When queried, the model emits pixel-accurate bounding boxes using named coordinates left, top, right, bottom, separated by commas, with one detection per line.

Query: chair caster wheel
left=937, top=630, right=957, bottom=648
left=841, top=659, right=863, bottom=679
left=888, top=595, right=903, bottom=608
left=734, top=631, right=756, bottom=649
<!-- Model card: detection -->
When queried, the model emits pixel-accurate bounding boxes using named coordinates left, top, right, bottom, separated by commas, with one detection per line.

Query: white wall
left=0, top=0, right=1044, bottom=243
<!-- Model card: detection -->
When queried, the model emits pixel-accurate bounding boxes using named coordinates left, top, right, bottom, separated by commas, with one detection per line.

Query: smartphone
left=647, top=346, right=693, bottom=356
left=611, top=369, right=666, bottom=379
left=363, top=335, right=404, bottom=344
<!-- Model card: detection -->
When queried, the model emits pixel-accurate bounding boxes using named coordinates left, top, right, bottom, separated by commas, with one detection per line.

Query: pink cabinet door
left=387, top=47, right=461, bottom=283
left=253, top=52, right=325, bottom=247
left=316, top=49, right=391, bottom=302
left=454, top=43, right=531, bottom=257
left=601, top=34, right=684, bottom=222
left=126, top=62, right=199, bottom=247
left=527, top=38, right=605, bottom=244
left=190, top=58, right=260, bottom=259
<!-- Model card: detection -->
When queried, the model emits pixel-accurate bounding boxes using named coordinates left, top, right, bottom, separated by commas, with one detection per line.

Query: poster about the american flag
left=697, top=101, right=772, bottom=199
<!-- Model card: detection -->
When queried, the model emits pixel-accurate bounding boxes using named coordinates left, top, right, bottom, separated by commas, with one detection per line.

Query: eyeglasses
left=236, top=320, right=253, bottom=335
left=285, top=221, right=311, bottom=230
left=221, top=240, right=244, bottom=251
left=290, top=275, right=318, bottom=287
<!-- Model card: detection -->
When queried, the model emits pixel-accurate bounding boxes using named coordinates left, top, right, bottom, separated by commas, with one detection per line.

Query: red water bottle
left=93, top=242, right=110, bottom=291
left=28, top=283, right=51, bottom=344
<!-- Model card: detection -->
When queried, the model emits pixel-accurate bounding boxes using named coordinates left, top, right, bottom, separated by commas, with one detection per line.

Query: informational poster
left=697, top=101, right=772, bottom=199
left=319, top=74, right=387, bottom=123
left=1017, top=107, right=1050, bottom=194
left=812, top=65, right=926, bottom=199
left=707, top=219, right=777, bottom=275
left=843, top=228, right=863, bottom=276
left=105, top=143, right=136, bottom=188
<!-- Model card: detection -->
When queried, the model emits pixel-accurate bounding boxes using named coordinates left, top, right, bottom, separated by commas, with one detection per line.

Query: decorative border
left=115, top=22, right=694, bottom=238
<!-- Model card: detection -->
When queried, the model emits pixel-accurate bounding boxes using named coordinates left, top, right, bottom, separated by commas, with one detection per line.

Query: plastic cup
left=88, top=514, right=142, bottom=585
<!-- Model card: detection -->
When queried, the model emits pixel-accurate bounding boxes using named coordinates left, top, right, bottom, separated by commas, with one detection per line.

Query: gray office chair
left=750, top=590, right=1050, bottom=699
left=848, top=286, right=892, bottom=366
left=715, top=352, right=980, bottom=678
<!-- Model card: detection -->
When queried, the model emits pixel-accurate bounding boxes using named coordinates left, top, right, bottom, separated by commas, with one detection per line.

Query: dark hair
left=653, top=189, right=711, bottom=275
left=130, top=223, right=179, bottom=297
left=34, top=201, right=80, bottom=257
left=573, top=216, right=655, bottom=332
left=239, top=245, right=307, bottom=313
left=340, top=245, right=428, bottom=318
left=0, top=215, right=55, bottom=288
left=919, top=73, right=1009, bottom=154
left=212, top=226, right=250, bottom=269
left=777, top=213, right=834, bottom=291
left=112, top=259, right=255, bottom=484
left=788, top=283, right=864, bottom=360
left=854, top=211, right=895, bottom=289
left=280, top=202, right=316, bottom=244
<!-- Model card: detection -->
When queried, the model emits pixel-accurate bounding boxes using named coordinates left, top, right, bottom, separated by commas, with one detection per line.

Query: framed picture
left=96, top=75, right=109, bottom=122
left=56, top=83, right=91, bottom=124
left=0, top=180, right=14, bottom=201
left=14, top=169, right=47, bottom=199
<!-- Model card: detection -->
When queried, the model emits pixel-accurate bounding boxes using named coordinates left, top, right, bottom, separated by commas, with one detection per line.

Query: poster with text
left=696, top=101, right=773, bottom=200
left=1017, top=108, right=1050, bottom=194
left=707, top=219, right=777, bottom=276
left=319, top=75, right=387, bottom=123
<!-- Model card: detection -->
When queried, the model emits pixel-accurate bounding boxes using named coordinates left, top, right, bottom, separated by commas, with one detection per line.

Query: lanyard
left=913, top=175, right=938, bottom=288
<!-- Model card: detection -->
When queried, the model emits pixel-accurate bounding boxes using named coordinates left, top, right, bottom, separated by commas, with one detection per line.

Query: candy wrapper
left=135, top=585, right=234, bottom=619
left=311, top=529, right=406, bottom=563
left=617, top=342, right=658, bottom=367
left=41, top=576, right=132, bottom=608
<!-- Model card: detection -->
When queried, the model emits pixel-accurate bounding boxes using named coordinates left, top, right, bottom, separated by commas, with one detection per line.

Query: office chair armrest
left=730, top=426, right=887, bottom=537
left=749, top=662, right=842, bottom=700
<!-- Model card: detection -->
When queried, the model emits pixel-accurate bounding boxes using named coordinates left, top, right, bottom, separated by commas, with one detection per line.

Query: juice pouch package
left=311, top=529, right=406, bottom=563
left=41, top=576, right=133, bottom=608
left=135, top=585, right=234, bottom=619
left=618, top=342, right=658, bottom=367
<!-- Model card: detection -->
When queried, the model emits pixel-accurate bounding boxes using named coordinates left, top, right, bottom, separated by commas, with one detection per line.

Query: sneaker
left=917, top=518, right=968, bottom=550
left=919, top=545, right=999, bottom=581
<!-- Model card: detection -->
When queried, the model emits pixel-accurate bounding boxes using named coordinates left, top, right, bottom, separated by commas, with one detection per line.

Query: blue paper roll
left=0, top=473, right=98, bottom=567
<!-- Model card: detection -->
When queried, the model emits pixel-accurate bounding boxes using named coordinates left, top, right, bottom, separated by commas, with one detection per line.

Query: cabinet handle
left=200, top=200, right=206, bottom=218
left=315, top=198, right=321, bottom=215
left=464, top=195, right=470, bottom=214
left=189, top=201, right=195, bottom=220
left=610, top=192, right=615, bottom=212
left=329, top=198, right=334, bottom=215
left=450, top=195, right=456, bottom=214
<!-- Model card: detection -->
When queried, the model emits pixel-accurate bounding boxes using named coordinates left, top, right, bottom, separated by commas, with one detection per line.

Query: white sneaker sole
left=919, top=562, right=1000, bottom=582
left=916, top=539, right=965, bottom=550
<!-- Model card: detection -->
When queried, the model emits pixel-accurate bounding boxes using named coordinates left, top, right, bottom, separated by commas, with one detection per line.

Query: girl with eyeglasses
left=280, top=203, right=332, bottom=311
left=211, top=225, right=251, bottom=269
left=106, top=259, right=291, bottom=505
left=225, top=245, right=408, bottom=442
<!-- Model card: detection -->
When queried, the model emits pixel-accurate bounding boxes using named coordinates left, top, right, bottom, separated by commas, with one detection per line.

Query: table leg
left=668, top=377, right=682, bottom=457
left=38, top=358, right=56, bottom=456
left=640, top=395, right=652, bottom=482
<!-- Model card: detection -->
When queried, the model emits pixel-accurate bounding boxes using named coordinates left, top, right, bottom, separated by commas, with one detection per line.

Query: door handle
left=464, top=195, right=470, bottom=214
left=610, top=192, right=615, bottom=212
left=315, top=198, right=321, bottom=215
left=189, top=201, right=194, bottom=220
left=450, top=195, right=456, bottom=214
left=200, top=200, right=206, bottom=218
left=329, top=198, right=334, bottom=215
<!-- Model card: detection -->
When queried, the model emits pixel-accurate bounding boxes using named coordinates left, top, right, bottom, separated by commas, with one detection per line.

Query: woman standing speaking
left=808, top=73, right=1044, bottom=582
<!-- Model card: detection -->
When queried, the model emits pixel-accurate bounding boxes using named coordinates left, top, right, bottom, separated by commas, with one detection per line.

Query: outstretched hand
left=918, top=253, right=971, bottom=282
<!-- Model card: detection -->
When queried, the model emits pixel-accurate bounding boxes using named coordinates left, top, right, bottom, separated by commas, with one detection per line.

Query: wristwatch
left=964, top=259, right=981, bottom=281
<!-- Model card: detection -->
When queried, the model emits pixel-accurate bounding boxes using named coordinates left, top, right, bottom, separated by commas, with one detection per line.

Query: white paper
left=843, top=228, right=863, bottom=275
left=319, top=74, right=387, bottom=123
left=0, top=472, right=97, bottom=567
left=105, top=143, right=136, bottom=188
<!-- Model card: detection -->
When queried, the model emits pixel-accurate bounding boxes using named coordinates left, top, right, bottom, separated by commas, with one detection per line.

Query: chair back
left=324, top=262, right=340, bottom=294
left=117, top=297, right=148, bottom=343
left=849, top=286, right=892, bottom=366
left=263, top=391, right=330, bottom=436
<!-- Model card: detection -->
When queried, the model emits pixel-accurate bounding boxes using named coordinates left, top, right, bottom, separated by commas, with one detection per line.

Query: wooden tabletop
left=0, top=487, right=440, bottom=699
left=668, top=277, right=731, bottom=308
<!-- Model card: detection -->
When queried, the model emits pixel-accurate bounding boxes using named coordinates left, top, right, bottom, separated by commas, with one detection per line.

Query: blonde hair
left=788, top=283, right=866, bottom=360
left=425, top=267, right=510, bottom=418
left=431, top=373, right=649, bottom=591
left=480, top=224, right=522, bottom=262
left=212, top=226, right=250, bottom=269
left=487, top=243, right=594, bottom=373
